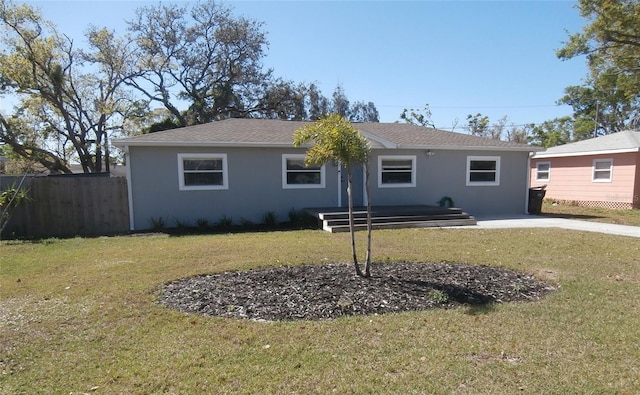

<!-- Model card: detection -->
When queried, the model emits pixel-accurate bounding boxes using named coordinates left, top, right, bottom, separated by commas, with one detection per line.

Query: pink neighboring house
left=530, top=130, right=640, bottom=209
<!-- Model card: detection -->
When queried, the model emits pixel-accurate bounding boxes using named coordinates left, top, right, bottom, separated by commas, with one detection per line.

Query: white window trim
left=466, top=156, right=501, bottom=186
left=536, top=161, right=551, bottom=182
left=177, top=153, right=228, bottom=191
left=592, top=158, right=613, bottom=183
left=282, top=154, right=326, bottom=189
left=378, top=155, right=417, bottom=188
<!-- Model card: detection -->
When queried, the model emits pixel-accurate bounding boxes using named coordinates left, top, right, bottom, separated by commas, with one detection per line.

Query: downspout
left=124, top=147, right=135, bottom=231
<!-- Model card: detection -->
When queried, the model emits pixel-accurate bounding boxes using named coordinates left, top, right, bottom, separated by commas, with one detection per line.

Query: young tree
left=1, top=2, right=146, bottom=173
left=293, top=114, right=373, bottom=277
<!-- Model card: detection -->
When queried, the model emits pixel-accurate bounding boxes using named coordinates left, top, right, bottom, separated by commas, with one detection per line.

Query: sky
left=7, top=0, right=589, bottom=132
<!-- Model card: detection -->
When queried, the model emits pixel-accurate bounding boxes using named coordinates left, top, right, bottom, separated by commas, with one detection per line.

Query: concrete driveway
left=473, top=215, right=640, bottom=238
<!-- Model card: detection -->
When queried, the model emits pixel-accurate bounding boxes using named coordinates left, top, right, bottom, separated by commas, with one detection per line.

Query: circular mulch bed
left=159, top=262, right=556, bottom=321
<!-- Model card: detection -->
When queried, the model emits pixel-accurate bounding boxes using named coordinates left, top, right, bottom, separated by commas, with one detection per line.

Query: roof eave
left=111, top=140, right=298, bottom=149
left=533, top=147, right=640, bottom=158
left=395, top=144, right=542, bottom=152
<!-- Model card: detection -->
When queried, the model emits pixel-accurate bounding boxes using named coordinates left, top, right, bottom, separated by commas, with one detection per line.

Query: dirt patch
left=159, top=262, right=556, bottom=321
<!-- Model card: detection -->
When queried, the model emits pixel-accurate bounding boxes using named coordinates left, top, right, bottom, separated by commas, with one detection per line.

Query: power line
left=378, top=103, right=563, bottom=110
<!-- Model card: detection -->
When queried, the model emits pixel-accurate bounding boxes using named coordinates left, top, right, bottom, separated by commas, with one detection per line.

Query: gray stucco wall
left=128, top=146, right=340, bottom=230
left=127, top=146, right=531, bottom=230
left=367, top=149, right=530, bottom=217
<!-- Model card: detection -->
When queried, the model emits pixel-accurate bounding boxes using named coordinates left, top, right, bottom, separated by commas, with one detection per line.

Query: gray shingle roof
left=533, top=130, right=640, bottom=158
left=112, top=118, right=538, bottom=152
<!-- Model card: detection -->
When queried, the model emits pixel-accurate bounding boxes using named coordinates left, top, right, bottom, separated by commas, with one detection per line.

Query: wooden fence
left=1, top=174, right=129, bottom=239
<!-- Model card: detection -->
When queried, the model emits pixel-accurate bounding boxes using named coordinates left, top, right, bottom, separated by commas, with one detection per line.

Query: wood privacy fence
left=1, top=174, right=129, bottom=239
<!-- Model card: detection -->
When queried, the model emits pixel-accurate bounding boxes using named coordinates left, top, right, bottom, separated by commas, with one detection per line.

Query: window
left=536, top=162, right=550, bottom=181
left=466, top=156, right=500, bottom=186
left=178, top=153, right=228, bottom=190
left=378, top=155, right=416, bottom=187
left=282, top=154, right=325, bottom=189
left=592, top=159, right=613, bottom=182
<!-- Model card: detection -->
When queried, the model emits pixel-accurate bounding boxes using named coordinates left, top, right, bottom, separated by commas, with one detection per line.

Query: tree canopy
left=0, top=2, right=146, bottom=173
left=0, top=1, right=379, bottom=173
left=557, top=0, right=640, bottom=135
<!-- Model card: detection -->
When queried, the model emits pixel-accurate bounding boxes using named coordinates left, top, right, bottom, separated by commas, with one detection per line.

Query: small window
left=592, top=159, right=613, bottom=182
left=378, top=155, right=416, bottom=187
left=467, top=156, right=500, bottom=186
left=282, top=154, right=325, bottom=189
left=536, top=162, right=550, bottom=181
left=178, top=153, right=228, bottom=190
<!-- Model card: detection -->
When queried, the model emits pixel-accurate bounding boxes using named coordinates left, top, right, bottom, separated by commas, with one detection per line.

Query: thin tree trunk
left=364, top=163, right=372, bottom=277
left=347, top=168, right=362, bottom=276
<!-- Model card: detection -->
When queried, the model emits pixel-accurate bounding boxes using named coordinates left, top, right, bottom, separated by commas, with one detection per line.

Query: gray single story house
left=112, top=118, right=541, bottom=231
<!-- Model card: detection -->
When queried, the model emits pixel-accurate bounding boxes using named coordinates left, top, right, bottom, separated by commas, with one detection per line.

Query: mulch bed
left=159, top=262, right=556, bottom=321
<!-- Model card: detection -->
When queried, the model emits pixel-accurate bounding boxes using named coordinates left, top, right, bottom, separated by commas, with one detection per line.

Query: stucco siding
left=530, top=152, right=638, bottom=205
left=128, top=146, right=339, bottom=230
left=369, top=149, right=529, bottom=216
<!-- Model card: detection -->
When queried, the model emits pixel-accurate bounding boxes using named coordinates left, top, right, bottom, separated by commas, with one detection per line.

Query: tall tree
left=349, top=101, right=379, bottom=123
left=529, top=117, right=574, bottom=147
left=1, top=2, right=146, bottom=173
left=465, top=113, right=492, bottom=138
left=293, top=114, right=372, bottom=277
left=126, top=1, right=271, bottom=126
left=331, top=85, right=350, bottom=118
left=557, top=0, right=640, bottom=134
left=307, top=83, right=329, bottom=121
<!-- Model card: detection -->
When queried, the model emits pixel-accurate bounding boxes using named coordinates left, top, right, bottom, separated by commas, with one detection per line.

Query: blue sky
left=12, top=0, right=588, bottom=131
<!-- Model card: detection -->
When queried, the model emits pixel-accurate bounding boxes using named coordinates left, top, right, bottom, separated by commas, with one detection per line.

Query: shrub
left=262, top=211, right=278, bottom=227
left=216, top=215, right=233, bottom=229
left=196, top=218, right=210, bottom=229
left=149, top=217, right=165, bottom=231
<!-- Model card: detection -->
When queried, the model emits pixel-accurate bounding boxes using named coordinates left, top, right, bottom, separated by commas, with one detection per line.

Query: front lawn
left=2, top=228, right=639, bottom=394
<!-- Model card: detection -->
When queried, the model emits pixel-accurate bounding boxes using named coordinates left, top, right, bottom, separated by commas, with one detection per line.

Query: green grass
left=541, top=200, right=640, bottom=226
left=2, top=228, right=640, bottom=394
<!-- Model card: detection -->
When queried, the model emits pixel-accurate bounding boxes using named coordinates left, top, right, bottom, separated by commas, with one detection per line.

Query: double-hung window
left=378, top=155, right=416, bottom=187
left=466, top=156, right=500, bottom=186
left=178, top=153, right=228, bottom=190
left=536, top=162, right=550, bottom=182
left=282, top=154, right=325, bottom=189
left=592, top=159, right=613, bottom=182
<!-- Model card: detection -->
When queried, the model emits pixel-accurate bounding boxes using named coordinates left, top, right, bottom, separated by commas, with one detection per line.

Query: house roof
left=533, top=130, right=640, bottom=158
left=112, top=118, right=539, bottom=152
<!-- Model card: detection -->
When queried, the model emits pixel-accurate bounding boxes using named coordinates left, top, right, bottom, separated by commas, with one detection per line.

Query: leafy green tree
left=348, top=101, right=379, bottom=122
left=558, top=82, right=637, bottom=137
left=557, top=0, right=640, bottom=134
left=1, top=2, right=146, bottom=173
left=307, top=83, right=330, bottom=121
left=529, top=117, right=574, bottom=147
left=465, top=113, right=493, bottom=138
left=293, top=114, right=373, bottom=277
